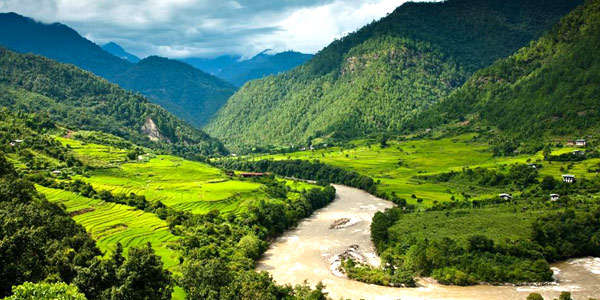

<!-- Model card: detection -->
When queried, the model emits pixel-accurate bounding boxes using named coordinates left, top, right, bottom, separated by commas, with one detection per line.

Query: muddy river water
left=256, top=185, right=600, bottom=300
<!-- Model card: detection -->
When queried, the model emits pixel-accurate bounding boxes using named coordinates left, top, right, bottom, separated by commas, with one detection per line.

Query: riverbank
left=256, top=185, right=600, bottom=300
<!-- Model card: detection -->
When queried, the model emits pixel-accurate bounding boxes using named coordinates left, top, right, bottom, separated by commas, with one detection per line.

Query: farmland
left=251, top=134, right=600, bottom=206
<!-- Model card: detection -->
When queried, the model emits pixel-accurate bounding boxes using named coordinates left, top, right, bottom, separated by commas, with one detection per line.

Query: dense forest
left=112, top=56, right=236, bottom=127
left=411, top=0, right=600, bottom=138
left=206, top=0, right=582, bottom=149
left=0, top=13, right=236, bottom=127
left=0, top=47, right=227, bottom=157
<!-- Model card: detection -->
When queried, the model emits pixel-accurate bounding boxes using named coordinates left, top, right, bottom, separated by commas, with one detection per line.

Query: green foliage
left=414, top=0, right=600, bottom=138
left=206, top=0, right=581, bottom=148
left=0, top=47, right=227, bottom=157
left=3, top=282, right=87, bottom=300
left=112, top=56, right=236, bottom=127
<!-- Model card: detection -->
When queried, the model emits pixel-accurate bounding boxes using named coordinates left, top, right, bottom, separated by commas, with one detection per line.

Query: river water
left=256, top=185, right=600, bottom=300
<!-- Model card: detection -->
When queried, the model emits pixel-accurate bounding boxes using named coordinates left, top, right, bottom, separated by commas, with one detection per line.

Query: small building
left=576, top=139, right=587, bottom=147
left=573, top=150, right=585, bottom=156
left=566, top=140, right=576, bottom=147
left=550, top=194, right=560, bottom=201
left=562, top=174, right=576, bottom=183
left=528, top=163, right=538, bottom=169
left=499, top=193, right=513, bottom=200
left=14, top=139, right=24, bottom=143
left=240, top=172, right=265, bottom=178
left=51, top=170, right=62, bottom=175
left=9, top=142, right=16, bottom=147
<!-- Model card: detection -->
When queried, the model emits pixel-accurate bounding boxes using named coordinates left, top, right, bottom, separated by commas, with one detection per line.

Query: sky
left=0, top=0, right=414, bottom=59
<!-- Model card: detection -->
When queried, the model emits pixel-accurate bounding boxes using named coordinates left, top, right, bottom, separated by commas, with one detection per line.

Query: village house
left=499, top=193, right=513, bottom=200
left=566, top=140, right=576, bottom=147
left=51, top=170, right=62, bottom=175
left=562, top=174, right=576, bottom=183
left=576, top=139, right=587, bottom=147
left=240, top=172, right=265, bottom=178
left=528, top=163, right=538, bottom=169
left=573, top=150, right=585, bottom=156
left=550, top=194, right=560, bottom=201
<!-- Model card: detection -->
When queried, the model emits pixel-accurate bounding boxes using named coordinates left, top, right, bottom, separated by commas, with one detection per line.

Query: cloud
left=0, top=0, right=415, bottom=58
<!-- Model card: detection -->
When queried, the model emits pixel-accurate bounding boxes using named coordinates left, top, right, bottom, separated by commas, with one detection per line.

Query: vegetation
left=412, top=0, right=600, bottom=138
left=206, top=0, right=581, bottom=149
left=0, top=47, right=227, bottom=157
left=3, top=282, right=87, bottom=300
left=0, top=13, right=237, bottom=127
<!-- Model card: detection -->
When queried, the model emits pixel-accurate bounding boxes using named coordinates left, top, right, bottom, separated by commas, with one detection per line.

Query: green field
left=55, top=136, right=129, bottom=168
left=38, top=185, right=180, bottom=268
left=253, top=134, right=599, bottom=206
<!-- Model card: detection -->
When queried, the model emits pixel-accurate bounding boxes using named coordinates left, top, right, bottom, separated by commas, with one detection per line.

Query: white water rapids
left=256, top=185, right=600, bottom=300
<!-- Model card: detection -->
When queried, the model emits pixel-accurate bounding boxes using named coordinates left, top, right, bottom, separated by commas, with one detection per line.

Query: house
left=9, top=142, right=16, bottom=147
left=576, top=139, right=587, bottom=147
left=573, top=150, right=585, bottom=156
left=566, top=140, right=576, bottom=147
left=240, top=172, right=265, bottom=178
left=528, top=163, right=538, bottom=169
left=51, top=170, right=62, bottom=175
left=550, top=194, right=560, bottom=201
left=562, top=174, right=576, bottom=183
left=14, top=139, right=23, bottom=143
left=499, top=193, right=513, bottom=200
left=309, top=145, right=315, bottom=150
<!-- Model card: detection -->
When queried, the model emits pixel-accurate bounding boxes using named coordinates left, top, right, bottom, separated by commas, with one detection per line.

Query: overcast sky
left=0, top=0, right=416, bottom=59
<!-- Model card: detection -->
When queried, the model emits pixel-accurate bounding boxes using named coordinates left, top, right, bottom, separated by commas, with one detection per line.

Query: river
left=256, top=185, right=600, bottom=300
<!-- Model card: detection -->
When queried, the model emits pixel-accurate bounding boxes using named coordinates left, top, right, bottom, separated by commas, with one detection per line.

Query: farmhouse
left=573, top=150, right=585, bottom=156
left=562, top=174, right=576, bottom=183
left=550, top=194, right=560, bottom=201
left=499, top=193, right=513, bottom=200
left=51, top=170, right=62, bottom=175
left=576, top=139, right=587, bottom=147
left=528, top=163, right=538, bottom=169
left=566, top=140, right=576, bottom=146
left=240, top=172, right=265, bottom=178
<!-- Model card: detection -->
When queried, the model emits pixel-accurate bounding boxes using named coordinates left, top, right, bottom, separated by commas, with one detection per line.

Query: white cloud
left=0, top=0, right=415, bottom=58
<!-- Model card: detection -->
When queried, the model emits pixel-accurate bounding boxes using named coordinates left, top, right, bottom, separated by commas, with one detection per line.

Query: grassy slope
left=254, top=133, right=600, bottom=206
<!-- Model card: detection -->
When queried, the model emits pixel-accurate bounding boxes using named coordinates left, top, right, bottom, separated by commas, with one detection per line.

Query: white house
left=576, top=139, right=587, bottom=147
left=562, top=174, right=576, bottom=183
left=51, top=170, right=62, bottom=175
left=499, top=193, right=513, bottom=200
left=573, top=150, right=585, bottom=156
left=550, top=194, right=559, bottom=201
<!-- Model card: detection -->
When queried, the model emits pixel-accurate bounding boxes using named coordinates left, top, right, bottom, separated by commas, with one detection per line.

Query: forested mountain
left=0, top=47, right=227, bottom=156
left=183, top=50, right=313, bottom=86
left=205, top=0, right=582, bottom=148
left=0, top=13, right=236, bottom=127
left=112, top=56, right=236, bottom=127
left=410, top=0, right=600, bottom=138
left=102, top=42, right=140, bottom=63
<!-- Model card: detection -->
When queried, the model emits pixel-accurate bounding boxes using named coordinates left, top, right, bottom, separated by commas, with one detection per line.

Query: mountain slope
left=102, top=42, right=140, bottom=63
left=182, top=50, right=313, bottom=86
left=412, top=0, right=600, bottom=138
left=0, top=13, right=235, bottom=127
left=0, top=47, right=227, bottom=156
left=206, top=0, right=582, bottom=148
left=113, top=56, right=237, bottom=127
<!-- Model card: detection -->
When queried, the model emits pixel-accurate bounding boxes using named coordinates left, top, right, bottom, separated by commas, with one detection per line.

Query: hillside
left=411, top=0, right=600, bottom=138
left=0, top=13, right=236, bottom=127
left=102, top=42, right=141, bottom=63
left=113, top=56, right=236, bottom=127
left=184, top=50, right=313, bottom=86
left=205, top=0, right=582, bottom=149
left=0, top=47, right=227, bottom=157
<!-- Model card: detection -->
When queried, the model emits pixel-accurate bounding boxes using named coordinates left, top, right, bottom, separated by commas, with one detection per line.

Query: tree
left=4, top=282, right=87, bottom=300
left=526, top=293, right=544, bottom=300
left=540, top=176, right=557, bottom=190
left=180, top=258, right=232, bottom=300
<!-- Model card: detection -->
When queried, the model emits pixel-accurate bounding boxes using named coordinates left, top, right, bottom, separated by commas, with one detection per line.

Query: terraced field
left=38, top=185, right=180, bottom=270
left=253, top=134, right=600, bottom=206
left=55, top=136, right=128, bottom=168
left=76, top=155, right=267, bottom=214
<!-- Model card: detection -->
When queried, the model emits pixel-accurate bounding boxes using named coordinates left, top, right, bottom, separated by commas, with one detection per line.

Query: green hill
left=0, top=13, right=236, bottom=127
left=205, top=0, right=581, bottom=149
left=411, top=0, right=600, bottom=138
left=0, top=47, right=227, bottom=157
left=113, top=56, right=236, bottom=127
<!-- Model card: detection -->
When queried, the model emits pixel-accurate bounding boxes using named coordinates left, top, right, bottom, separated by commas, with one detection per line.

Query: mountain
left=205, top=0, right=582, bottom=149
left=112, top=56, right=237, bottom=127
left=411, top=0, right=600, bottom=138
left=0, top=13, right=236, bottom=127
left=0, top=12, right=129, bottom=79
left=0, top=47, right=227, bottom=156
left=102, top=42, right=140, bottom=63
left=182, top=50, right=313, bottom=86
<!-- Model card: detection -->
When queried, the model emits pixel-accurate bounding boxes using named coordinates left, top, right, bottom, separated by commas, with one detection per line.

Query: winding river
left=256, top=185, right=600, bottom=300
